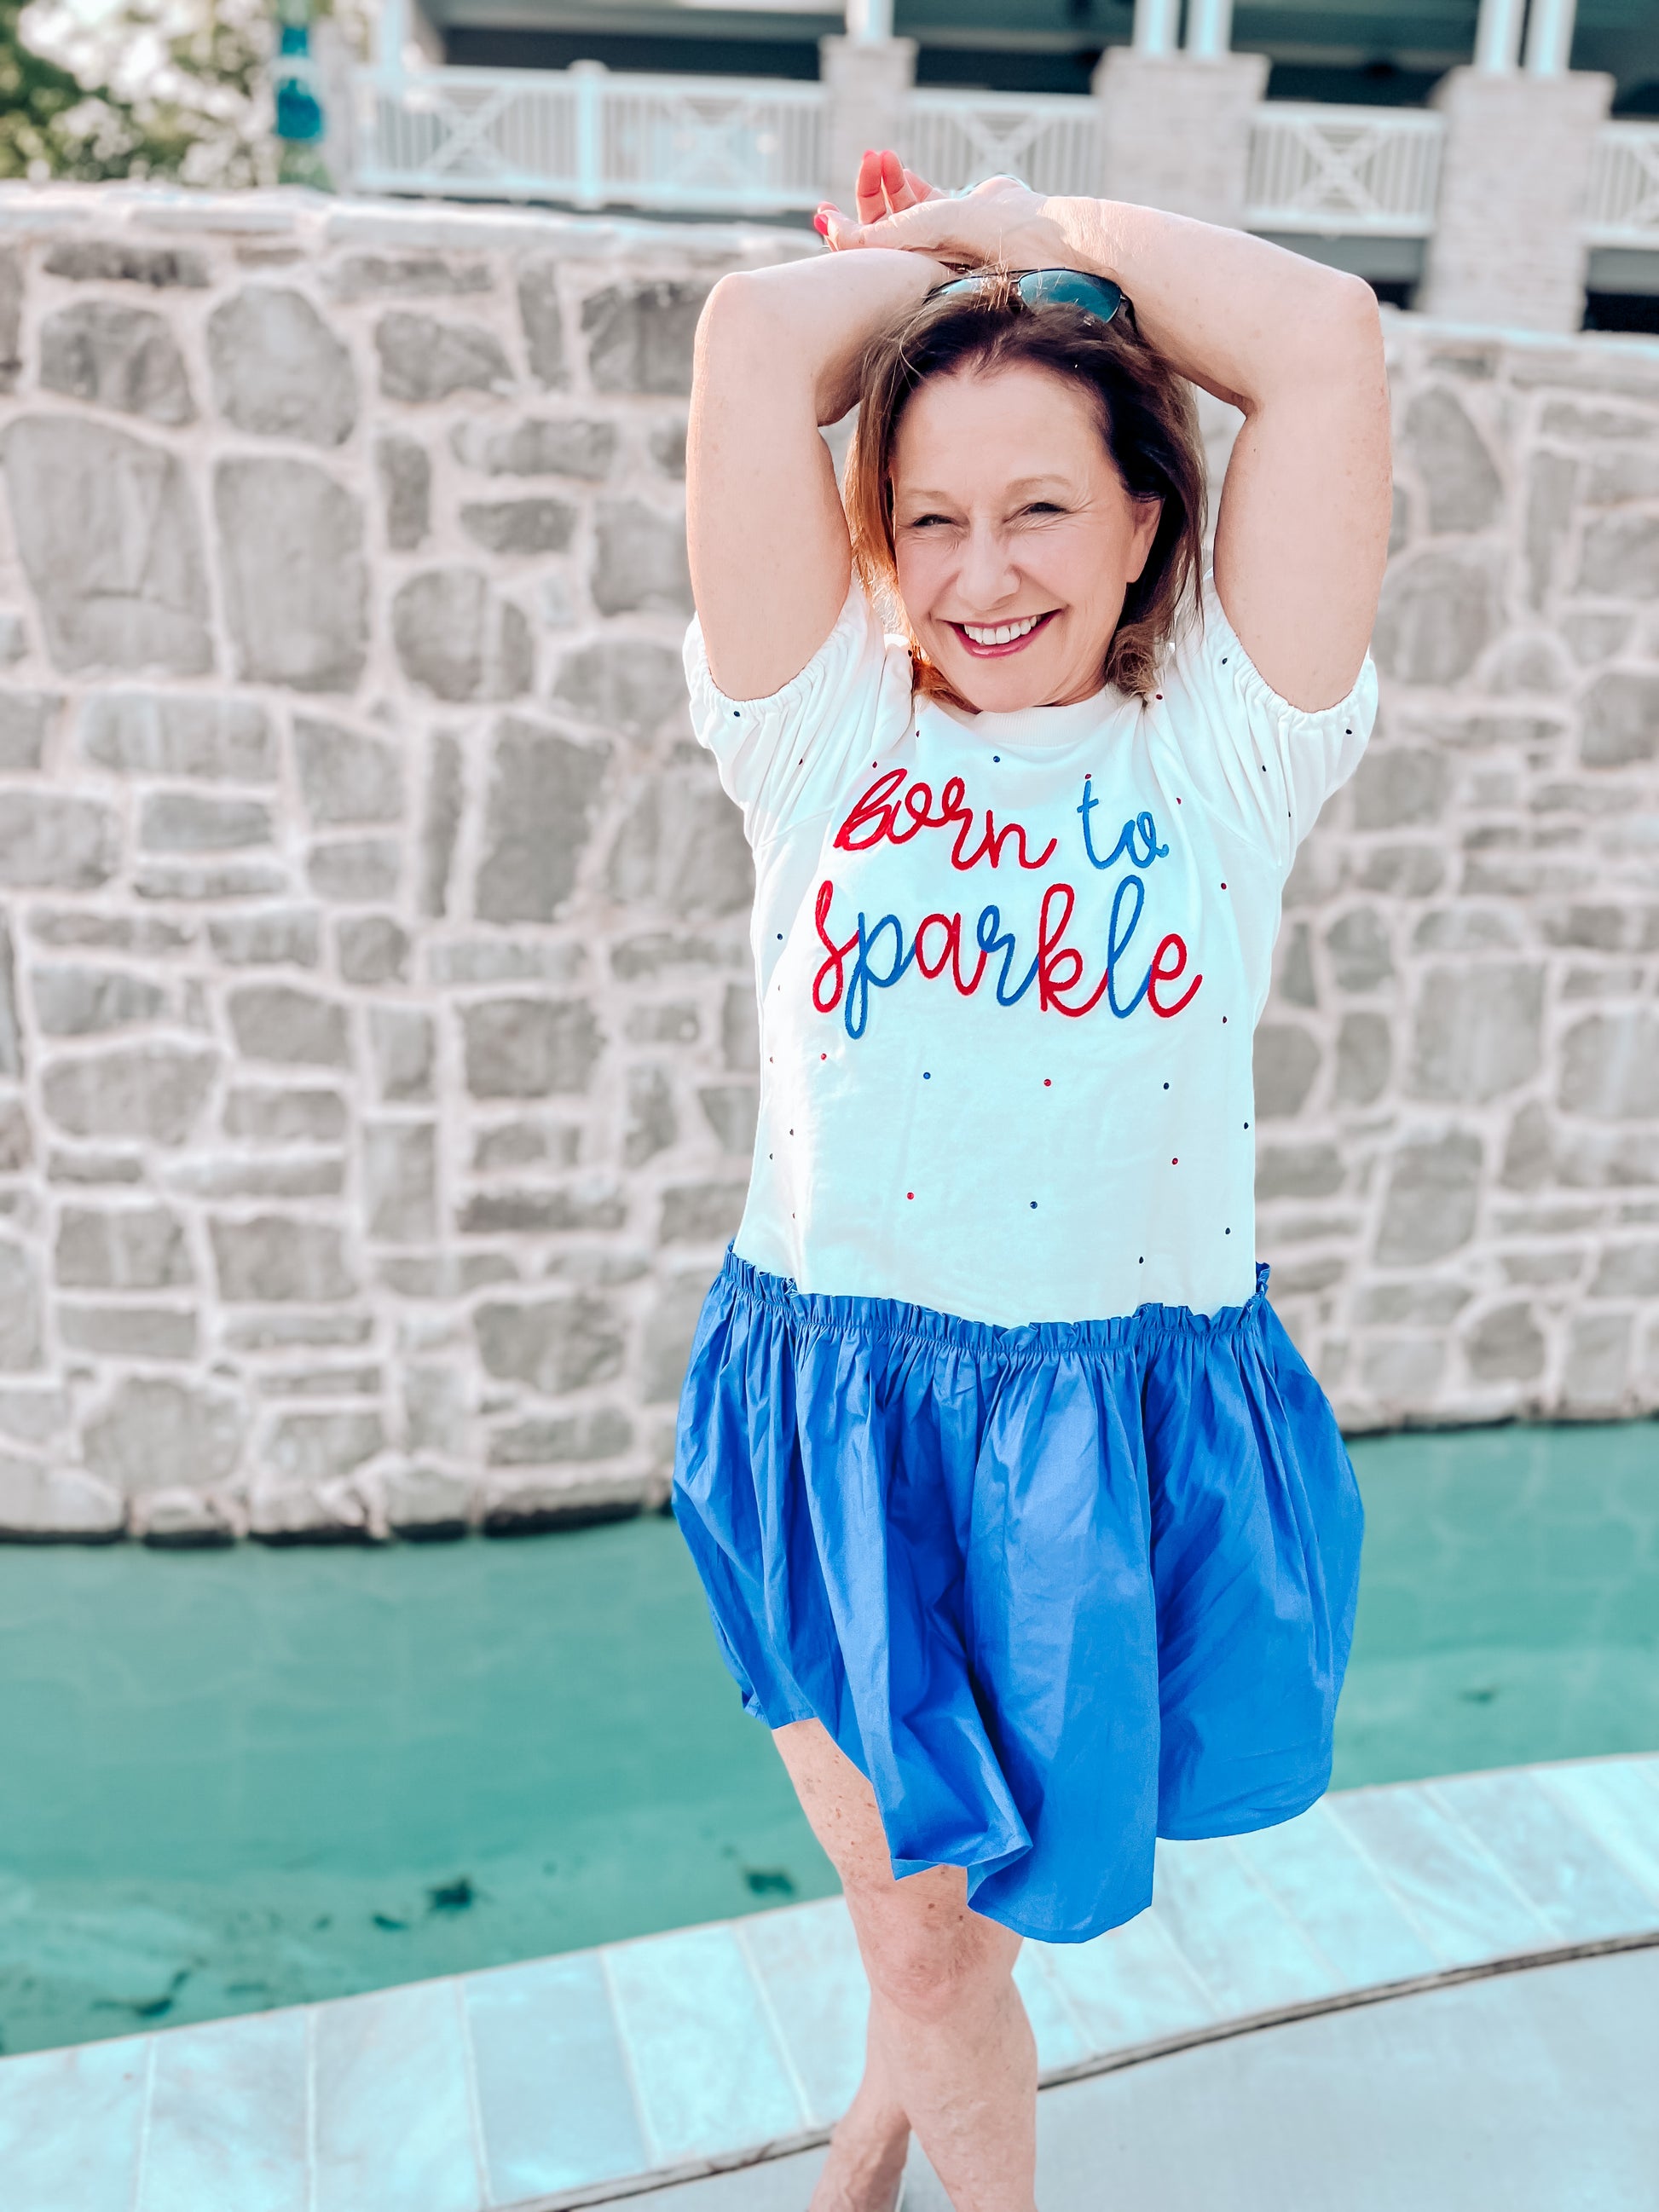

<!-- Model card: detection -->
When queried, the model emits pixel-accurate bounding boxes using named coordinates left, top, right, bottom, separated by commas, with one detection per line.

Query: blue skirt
left=672, top=1250, right=1363, bottom=1943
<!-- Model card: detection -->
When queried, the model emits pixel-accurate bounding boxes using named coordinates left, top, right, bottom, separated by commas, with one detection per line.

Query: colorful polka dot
left=907, top=1191, right=915, bottom=1200
left=922, top=1071, right=931, bottom=1080
left=1030, top=1201, right=1038, bottom=1210
left=1043, top=1078, right=1052, bottom=1088
left=1171, top=1157, right=1179, bottom=1165
left=1221, top=881, right=1227, bottom=890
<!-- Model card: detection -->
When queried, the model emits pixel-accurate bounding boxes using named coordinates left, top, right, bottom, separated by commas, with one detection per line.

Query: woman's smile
left=948, top=609, right=1059, bottom=656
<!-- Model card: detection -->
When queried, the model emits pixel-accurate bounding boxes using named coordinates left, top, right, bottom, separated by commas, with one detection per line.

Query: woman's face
left=889, top=361, right=1162, bottom=713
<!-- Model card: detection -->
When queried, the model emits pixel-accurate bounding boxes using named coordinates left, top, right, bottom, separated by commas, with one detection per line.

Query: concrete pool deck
left=3, top=1753, right=1656, bottom=2212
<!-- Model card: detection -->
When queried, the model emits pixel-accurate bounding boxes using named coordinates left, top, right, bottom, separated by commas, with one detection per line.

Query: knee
left=863, top=1921, right=1000, bottom=2029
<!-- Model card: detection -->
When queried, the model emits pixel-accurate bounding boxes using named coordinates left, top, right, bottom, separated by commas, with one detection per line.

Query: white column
left=1132, top=0, right=1182, bottom=58
left=1473, top=0, right=1525, bottom=72
left=1523, top=0, right=1578, bottom=76
left=374, top=0, right=410, bottom=75
left=845, top=0, right=894, bottom=42
left=1184, top=0, right=1234, bottom=60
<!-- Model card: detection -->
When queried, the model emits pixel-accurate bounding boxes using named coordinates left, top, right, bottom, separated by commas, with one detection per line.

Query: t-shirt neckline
left=927, top=685, right=1131, bottom=752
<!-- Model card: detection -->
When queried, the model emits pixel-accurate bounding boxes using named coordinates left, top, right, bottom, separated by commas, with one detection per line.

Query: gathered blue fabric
left=673, top=1250, right=1363, bottom=1943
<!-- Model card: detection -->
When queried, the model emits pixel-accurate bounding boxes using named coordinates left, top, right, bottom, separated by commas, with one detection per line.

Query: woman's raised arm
left=687, top=246, right=945, bottom=702
left=820, top=179, right=1391, bottom=713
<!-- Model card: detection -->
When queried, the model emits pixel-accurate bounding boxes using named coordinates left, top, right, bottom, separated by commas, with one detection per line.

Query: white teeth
left=962, top=614, right=1043, bottom=646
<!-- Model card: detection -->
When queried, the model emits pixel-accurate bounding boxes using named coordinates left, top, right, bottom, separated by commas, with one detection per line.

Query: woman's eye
left=907, top=513, right=953, bottom=529
left=1020, top=502, right=1063, bottom=518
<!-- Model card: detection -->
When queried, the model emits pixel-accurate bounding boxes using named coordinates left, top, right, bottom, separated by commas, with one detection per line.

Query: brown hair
left=843, top=271, right=1205, bottom=702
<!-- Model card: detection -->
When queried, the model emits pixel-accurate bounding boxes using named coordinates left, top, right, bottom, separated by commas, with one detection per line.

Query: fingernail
left=812, top=211, right=828, bottom=235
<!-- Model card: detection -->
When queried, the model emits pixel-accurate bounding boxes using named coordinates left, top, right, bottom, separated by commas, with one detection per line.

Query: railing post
left=1419, top=58, right=1610, bottom=328
left=1092, top=40, right=1268, bottom=227
left=1472, top=0, right=1525, bottom=73
left=818, top=32, right=916, bottom=205
left=1523, top=0, right=1578, bottom=77
left=571, top=58, right=604, bottom=210
left=1131, top=0, right=1180, bottom=56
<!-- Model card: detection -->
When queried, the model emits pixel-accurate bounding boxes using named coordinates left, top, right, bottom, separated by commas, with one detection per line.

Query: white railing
left=904, top=89, right=1102, bottom=199
left=1244, top=103, right=1443, bottom=236
left=1584, top=122, right=1659, bottom=250
left=353, top=62, right=825, bottom=213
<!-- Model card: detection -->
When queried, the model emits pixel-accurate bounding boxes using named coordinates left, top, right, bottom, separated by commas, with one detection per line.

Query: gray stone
left=1252, top=1025, right=1320, bottom=1120
left=1562, top=1311, right=1631, bottom=1412
left=1559, top=1010, right=1659, bottom=1119
left=474, top=1292, right=625, bottom=1395
left=463, top=997, right=601, bottom=1098
left=1589, top=1241, right=1659, bottom=1297
left=82, top=1376, right=245, bottom=1492
left=206, top=911, right=321, bottom=968
left=606, top=772, right=750, bottom=920
left=1372, top=551, right=1498, bottom=685
left=141, top=792, right=272, bottom=852
left=257, top=1365, right=383, bottom=1401
left=610, top=933, right=743, bottom=981
left=391, top=569, right=532, bottom=702
left=581, top=280, right=709, bottom=395
left=363, top=1121, right=437, bottom=1244
left=1356, top=1281, right=1471, bottom=1326
left=551, top=639, right=686, bottom=740
left=0, top=793, right=117, bottom=890
left=1386, top=482, right=1408, bottom=553
left=1563, top=610, right=1632, bottom=665
left=1350, top=747, right=1452, bottom=830
left=1581, top=672, right=1659, bottom=769
left=227, top=985, right=349, bottom=1066
left=473, top=1123, right=581, bottom=1172
left=1354, top=846, right=1446, bottom=898
left=210, top=1216, right=355, bottom=1302
left=1360, top=1336, right=1447, bottom=1403
left=225, top=1311, right=373, bottom=1351
left=206, top=287, right=356, bottom=447
left=1500, top=1100, right=1554, bottom=1191
left=327, top=253, right=494, bottom=302
left=625, top=1066, right=677, bottom=1167
left=43, top=239, right=208, bottom=288
left=459, top=1186, right=626, bottom=1234
left=265, top=1410, right=385, bottom=1485
left=477, top=717, right=609, bottom=924
left=1578, top=513, right=1659, bottom=598
left=336, top=916, right=410, bottom=986
left=419, top=732, right=462, bottom=920
left=460, top=497, right=578, bottom=556
left=0, top=1096, right=28, bottom=1171
left=1404, top=388, right=1503, bottom=534
left=168, top=1157, right=344, bottom=1201
left=308, top=841, right=402, bottom=903
left=249, top=1478, right=372, bottom=1540
left=1274, top=922, right=1315, bottom=1008
left=0, top=248, right=20, bottom=390
left=489, top=1408, right=631, bottom=1466
left=0, top=921, right=20, bottom=1080
left=2, top=416, right=212, bottom=673
left=1334, top=1012, right=1390, bottom=1106
left=1376, top=1129, right=1483, bottom=1265
left=376, top=435, right=431, bottom=552
left=517, top=257, right=569, bottom=388
left=430, top=941, right=587, bottom=987
left=1325, top=908, right=1394, bottom=993
left=384, top=1459, right=475, bottom=1536
left=376, top=311, right=512, bottom=402
left=0, top=690, right=57, bottom=771
left=32, top=966, right=166, bottom=1037
left=1463, top=1300, right=1546, bottom=1383
left=1408, top=963, right=1544, bottom=1102
left=293, top=715, right=404, bottom=825
left=61, top=1304, right=197, bottom=1360
left=215, top=459, right=368, bottom=693
left=0, top=1384, right=66, bottom=1443
left=659, top=1181, right=746, bottom=1244
left=369, top=1008, right=434, bottom=1103
left=80, top=693, right=276, bottom=780
left=1523, top=451, right=1576, bottom=609
left=451, top=416, right=616, bottom=479
left=223, top=1087, right=346, bottom=1143
left=642, top=1271, right=711, bottom=1402
left=0, top=1454, right=124, bottom=1539
left=39, top=301, right=194, bottom=424
left=628, top=1002, right=698, bottom=1046
left=42, top=1044, right=216, bottom=1145
left=697, top=1083, right=757, bottom=1156
left=1255, top=1144, right=1343, bottom=1200
left=592, top=500, right=693, bottom=616
left=650, top=419, right=686, bottom=480
left=0, top=1242, right=43, bottom=1370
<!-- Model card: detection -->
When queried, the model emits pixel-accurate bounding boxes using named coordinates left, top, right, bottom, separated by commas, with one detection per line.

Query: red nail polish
left=812, top=211, right=828, bottom=235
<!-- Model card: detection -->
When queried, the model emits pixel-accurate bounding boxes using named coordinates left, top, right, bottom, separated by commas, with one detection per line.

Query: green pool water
left=1, top=1421, right=1655, bottom=2057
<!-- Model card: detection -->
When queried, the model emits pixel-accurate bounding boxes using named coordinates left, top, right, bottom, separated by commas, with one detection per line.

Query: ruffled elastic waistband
left=714, top=1248, right=1270, bottom=1366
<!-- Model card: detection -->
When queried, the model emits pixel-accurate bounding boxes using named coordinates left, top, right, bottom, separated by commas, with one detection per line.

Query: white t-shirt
left=685, top=575, right=1376, bottom=1326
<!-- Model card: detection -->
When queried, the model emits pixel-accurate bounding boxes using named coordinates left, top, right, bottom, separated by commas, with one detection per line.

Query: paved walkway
left=2, top=1754, right=1656, bottom=2212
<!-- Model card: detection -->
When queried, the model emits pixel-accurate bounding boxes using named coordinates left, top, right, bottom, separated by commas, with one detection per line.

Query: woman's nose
left=956, top=523, right=1020, bottom=610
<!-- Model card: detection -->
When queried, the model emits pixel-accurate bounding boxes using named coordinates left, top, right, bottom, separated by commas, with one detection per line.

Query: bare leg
left=775, top=1719, right=1038, bottom=2212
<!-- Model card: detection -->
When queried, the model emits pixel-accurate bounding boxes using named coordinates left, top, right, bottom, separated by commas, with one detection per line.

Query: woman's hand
left=818, top=166, right=1078, bottom=275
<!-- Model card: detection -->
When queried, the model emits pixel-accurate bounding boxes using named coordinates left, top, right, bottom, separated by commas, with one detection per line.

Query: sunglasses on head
left=928, top=267, right=1127, bottom=325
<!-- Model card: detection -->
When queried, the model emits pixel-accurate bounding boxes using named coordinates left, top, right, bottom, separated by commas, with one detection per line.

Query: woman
left=673, top=150, right=1391, bottom=2211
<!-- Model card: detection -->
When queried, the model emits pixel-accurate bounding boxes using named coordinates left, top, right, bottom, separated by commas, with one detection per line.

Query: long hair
left=843, top=271, right=1205, bottom=702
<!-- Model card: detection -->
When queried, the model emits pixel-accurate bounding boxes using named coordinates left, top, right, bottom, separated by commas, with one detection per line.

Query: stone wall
left=0, top=187, right=1655, bottom=1544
